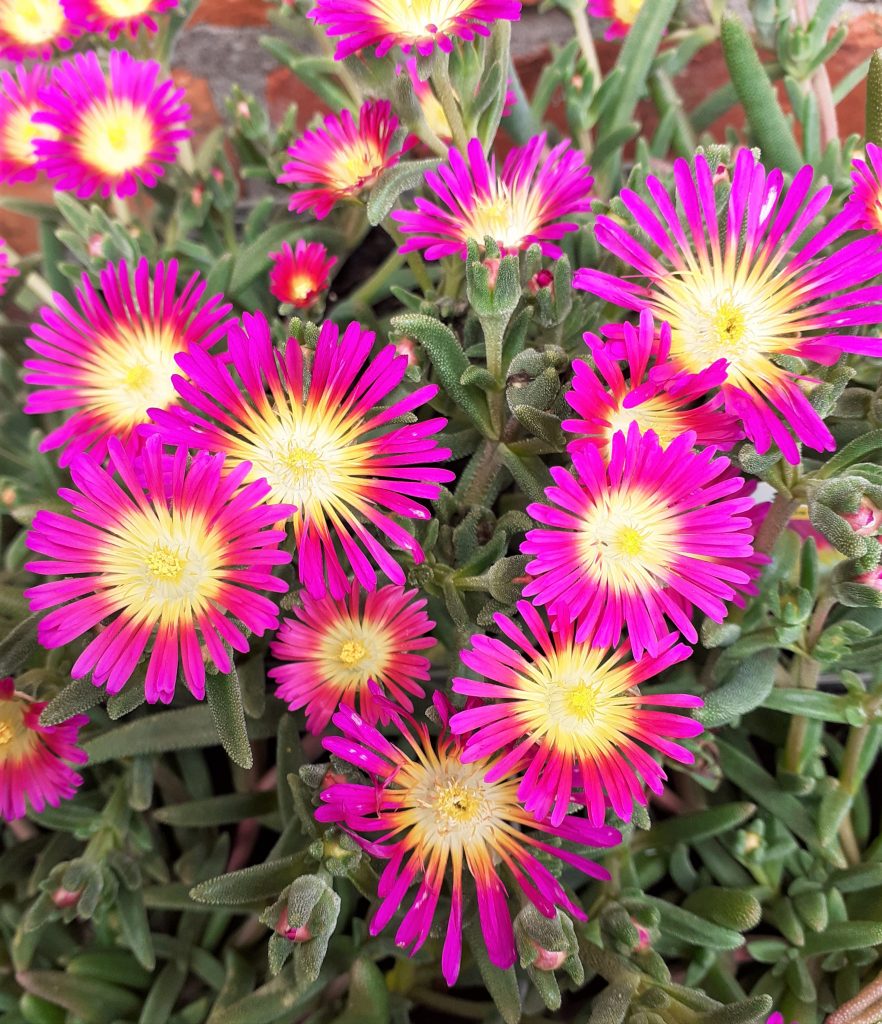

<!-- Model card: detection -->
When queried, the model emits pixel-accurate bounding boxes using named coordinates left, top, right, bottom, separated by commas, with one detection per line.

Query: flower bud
left=394, top=337, right=420, bottom=368
left=52, top=887, right=81, bottom=909
left=529, top=268, right=554, bottom=294
left=845, top=498, right=882, bottom=537
left=275, top=907, right=312, bottom=942
left=530, top=944, right=567, bottom=971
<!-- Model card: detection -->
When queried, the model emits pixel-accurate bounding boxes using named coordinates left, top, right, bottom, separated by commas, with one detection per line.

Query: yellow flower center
left=316, top=613, right=392, bottom=697
left=0, top=692, right=37, bottom=764
left=711, top=299, right=747, bottom=349
left=612, top=0, right=643, bottom=25
left=77, top=99, right=155, bottom=177
left=605, top=396, right=682, bottom=451
left=0, top=0, right=64, bottom=44
left=146, top=544, right=185, bottom=582
left=338, top=640, right=367, bottom=667
left=286, top=274, right=316, bottom=303
left=464, top=185, right=545, bottom=251
left=5, top=106, right=55, bottom=166
left=326, top=142, right=387, bottom=195
left=0, top=719, right=12, bottom=746
left=434, top=778, right=483, bottom=827
left=98, top=0, right=153, bottom=14
left=374, top=0, right=485, bottom=39
left=403, top=757, right=508, bottom=844
left=563, top=683, right=600, bottom=721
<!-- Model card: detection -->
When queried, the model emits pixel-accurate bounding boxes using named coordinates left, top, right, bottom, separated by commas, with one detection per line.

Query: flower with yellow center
left=0, top=677, right=88, bottom=821
left=318, top=696, right=620, bottom=984
left=588, top=0, right=643, bottom=38
left=268, top=240, right=336, bottom=309
left=25, top=437, right=294, bottom=703
left=61, top=0, right=178, bottom=39
left=0, top=65, right=59, bottom=183
left=575, top=149, right=882, bottom=464
left=452, top=602, right=702, bottom=826
left=0, top=0, right=74, bottom=58
left=849, top=142, right=882, bottom=238
left=269, top=581, right=435, bottom=733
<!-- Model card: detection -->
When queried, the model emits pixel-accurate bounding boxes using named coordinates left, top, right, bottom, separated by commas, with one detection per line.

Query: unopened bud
left=52, top=888, right=80, bottom=909
left=87, top=234, right=104, bottom=258
left=276, top=908, right=312, bottom=942
left=631, top=919, right=652, bottom=950
left=856, top=566, right=882, bottom=591
left=530, top=944, right=567, bottom=971
left=845, top=499, right=882, bottom=537
left=0, top=486, right=15, bottom=506
left=394, top=337, right=420, bottom=368
left=712, top=164, right=730, bottom=186
left=236, top=100, right=250, bottom=118
left=191, top=184, right=204, bottom=207
left=482, top=257, right=501, bottom=289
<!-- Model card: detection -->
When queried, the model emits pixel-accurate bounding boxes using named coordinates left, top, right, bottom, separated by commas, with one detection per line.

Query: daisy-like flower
left=309, top=0, right=521, bottom=59
left=269, top=582, right=435, bottom=733
left=0, top=0, right=78, bottom=61
left=393, top=134, right=592, bottom=260
left=34, top=50, right=190, bottom=200
left=521, top=424, right=757, bottom=657
left=62, top=0, right=178, bottom=39
left=0, top=238, right=18, bottom=297
left=25, top=437, right=295, bottom=704
left=278, top=101, right=410, bottom=220
left=0, top=65, right=58, bottom=184
left=848, top=142, right=882, bottom=235
left=588, top=0, right=644, bottom=39
left=147, top=312, right=454, bottom=598
left=317, top=694, right=620, bottom=984
left=563, top=309, right=742, bottom=458
left=451, top=601, right=700, bottom=827
left=24, top=258, right=231, bottom=467
left=575, top=149, right=882, bottom=464
left=0, top=678, right=88, bottom=822
left=269, top=240, right=337, bottom=309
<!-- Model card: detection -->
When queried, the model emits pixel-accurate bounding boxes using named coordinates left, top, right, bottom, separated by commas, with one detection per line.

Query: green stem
left=755, top=492, right=799, bottom=556
left=783, top=593, right=835, bottom=773
left=483, top=317, right=507, bottom=435
left=347, top=249, right=406, bottom=308
left=430, top=50, right=469, bottom=152
left=570, top=0, right=602, bottom=84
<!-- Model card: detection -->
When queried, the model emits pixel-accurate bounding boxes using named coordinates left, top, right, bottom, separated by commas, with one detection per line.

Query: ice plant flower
left=62, top=0, right=178, bottom=38
left=588, top=0, right=644, bottom=39
left=34, top=50, right=190, bottom=200
left=521, top=424, right=757, bottom=657
left=268, top=240, right=337, bottom=309
left=0, top=238, right=18, bottom=297
left=0, top=65, right=57, bottom=184
left=0, top=678, right=88, bottom=822
left=451, top=601, right=700, bottom=826
left=278, top=101, right=410, bottom=219
left=563, top=309, right=742, bottom=458
left=24, top=258, right=232, bottom=467
left=317, top=694, right=620, bottom=984
left=269, top=582, right=435, bottom=733
left=575, top=149, right=882, bottom=464
left=393, top=134, right=592, bottom=259
left=0, top=0, right=78, bottom=60
left=767, top=1015, right=798, bottom=1024
left=147, top=312, right=454, bottom=598
left=848, top=142, right=882, bottom=235
left=24, top=437, right=295, bottom=704
left=309, top=0, right=521, bottom=59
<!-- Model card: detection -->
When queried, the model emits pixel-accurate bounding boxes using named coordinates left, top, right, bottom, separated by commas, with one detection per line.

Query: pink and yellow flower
left=278, top=101, right=410, bottom=219
left=308, top=0, right=521, bottom=59
left=269, top=582, right=435, bottom=733
left=34, top=50, right=190, bottom=200
left=25, top=437, right=294, bottom=704
left=0, top=238, right=18, bottom=296
left=848, top=142, right=882, bottom=235
left=0, top=0, right=78, bottom=61
left=24, top=258, right=231, bottom=467
left=62, top=0, right=178, bottom=38
left=563, top=309, right=742, bottom=458
left=0, top=65, right=57, bottom=184
left=521, top=424, right=757, bottom=657
left=268, top=240, right=336, bottom=309
left=147, top=312, right=454, bottom=598
left=317, top=694, right=620, bottom=984
left=393, top=134, right=592, bottom=259
left=588, top=0, right=644, bottom=39
left=451, top=601, right=700, bottom=826
left=575, top=149, right=882, bottom=464
left=0, top=678, right=87, bottom=822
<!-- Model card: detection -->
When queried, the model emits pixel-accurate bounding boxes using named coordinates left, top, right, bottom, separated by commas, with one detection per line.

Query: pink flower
left=278, top=101, right=411, bottom=219
left=309, top=0, right=521, bottom=59
left=848, top=142, right=882, bottom=235
left=393, top=134, right=592, bottom=260
left=62, top=0, right=178, bottom=38
left=268, top=240, right=336, bottom=308
left=575, top=149, right=882, bottom=464
left=0, top=0, right=80, bottom=60
left=0, top=677, right=87, bottom=822
left=270, top=582, right=435, bottom=733
left=451, top=601, right=699, bottom=825
left=34, top=50, right=190, bottom=200
left=0, top=64, right=57, bottom=184
left=588, top=0, right=644, bottom=39
left=0, top=238, right=18, bottom=296
left=25, top=437, right=295, bottom=704
left=317, top=694, right=620, bottom=985
left=563, top=308, right=742, bottom=459
left=521, top=424, right=757, bottom=657
left=146, top=312, right=454, bottom=598
left=24, top=258, right=231, bottom=467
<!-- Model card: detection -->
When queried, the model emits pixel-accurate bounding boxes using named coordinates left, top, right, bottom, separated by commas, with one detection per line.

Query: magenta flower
left=0, top=64, right=57, bottom=184
left=278, top=101, right=411, bottom=219
left=394, top=135, right=592, bottom=259
left=268, top=240, right=336, bottom=308
left=575, top=149, right=882, bottom=464
left=849, top=142, right=882, bottom=236
left=588, top=0, right=644, bottom=39
left=0, top=238, right=18, bottom=297
left=25, top=437, right=295, bottom=704
left=451, top=601, right=700, bottom=826
left=24, top=258, right=231, bottom=467
left=0, top=0, right=79, bottom=60
left=0, top=677, right=87, bottom=822
left=34, top=50, right=190, bottom=200
left=309, top=0, right=521, bottom=59
left=521, top=424, right=757, bottom=657
left=62, top=0, right=178, bottom=38
left=317, top=693, right=620, bottom=985
left=147, top=312, right=454, bottom=599
left=270, top=582, right=435, bottom=733
left=563, top=308, right=742, bottom=459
